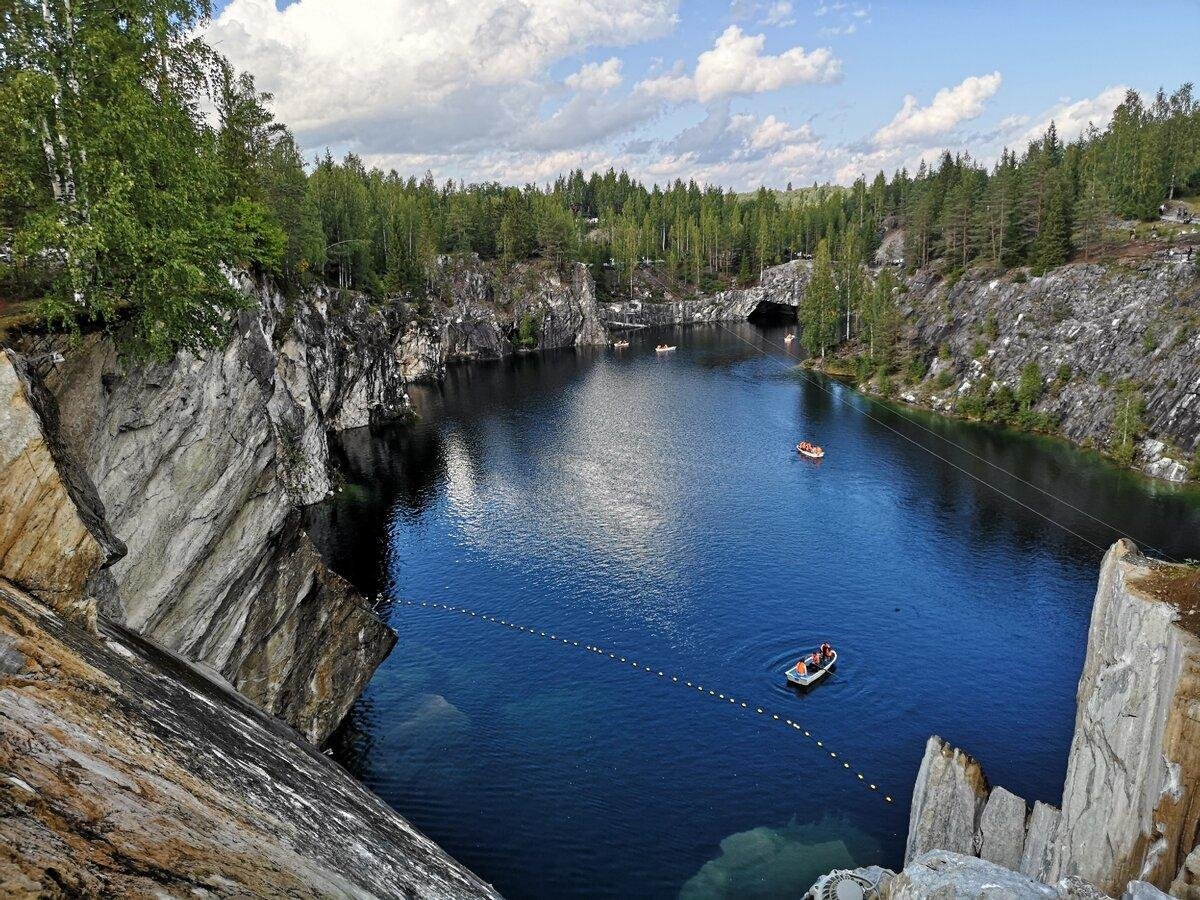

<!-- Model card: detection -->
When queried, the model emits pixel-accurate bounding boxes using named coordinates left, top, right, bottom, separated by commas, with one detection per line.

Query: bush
left=933, top=371, right=956, bottom=390
left=1056, top=363, right=1072, bottom=384
left=971, top=339, right=988, bottom=359
left=876, top=366, right=895, bottom=398
left=1016, top=361, right=1044, bottom=410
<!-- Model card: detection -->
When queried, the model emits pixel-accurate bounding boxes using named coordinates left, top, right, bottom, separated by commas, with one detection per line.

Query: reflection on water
left=309, top=323, right=1200, bottom=899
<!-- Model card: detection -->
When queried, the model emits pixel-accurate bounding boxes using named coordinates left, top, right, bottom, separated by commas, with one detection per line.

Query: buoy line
left=394, top=597, right=894, bottom=804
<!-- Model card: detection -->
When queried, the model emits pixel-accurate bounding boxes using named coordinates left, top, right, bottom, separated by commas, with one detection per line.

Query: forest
left=3, top=0, right=1199, bottom=356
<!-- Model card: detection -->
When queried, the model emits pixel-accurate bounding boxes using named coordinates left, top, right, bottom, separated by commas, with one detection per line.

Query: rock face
left=904, top=735, right=990, bottom=863
left=0, top=577, right=498, bottom=899
left=1051, top=540, right=1200, bottom=894
left=849, top=540, right=1200, bottom=899
left=426, top=255, right=608, bottom=364
left=1021, top=801, right=1063, bottom=882
left=0, top=350, right=124, bottom=622
left=977, top=786, right=1029, bottom=871
left=901, top=256, right=1200, bottom=472
left=599, top=259, right=810, bottom=328
left=25, top=281, right=407, bottom=743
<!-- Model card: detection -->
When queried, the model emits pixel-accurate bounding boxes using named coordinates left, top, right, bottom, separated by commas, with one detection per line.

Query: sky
left=203, top=0, right=1200, bottom=190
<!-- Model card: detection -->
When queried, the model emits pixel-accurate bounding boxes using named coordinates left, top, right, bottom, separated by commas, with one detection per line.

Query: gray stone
left=1019, top=801, right=1061, bottom=882
left=1051, top=540, right=1200, bottom=894
left=883, top=851, right=1059, bottom=899
left=977, top=786, right=1028, bottom=871
left=0, top=578, right=497, bottom=898
left=904, top=258, right=1200, bottom=475
left=905, top=735, right=990, bottom=864
left=1122, top=881, right=1171, bottom=900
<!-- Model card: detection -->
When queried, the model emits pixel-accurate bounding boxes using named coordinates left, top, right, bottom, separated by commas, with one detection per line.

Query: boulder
left=0, top=350, right=124, bottom=622
left=977, top=786, right=1029, bottom=871
left=884, top=851, right=1059, bottom=899
left=905, top=735, right=990, bottom=864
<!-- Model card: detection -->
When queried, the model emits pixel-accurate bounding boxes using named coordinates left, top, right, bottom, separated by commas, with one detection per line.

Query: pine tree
left=801, top=239, right=838, bottom=358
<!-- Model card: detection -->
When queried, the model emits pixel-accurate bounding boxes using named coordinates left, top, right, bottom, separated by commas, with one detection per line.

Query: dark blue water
left=306, top=323, right=1200, bottom=899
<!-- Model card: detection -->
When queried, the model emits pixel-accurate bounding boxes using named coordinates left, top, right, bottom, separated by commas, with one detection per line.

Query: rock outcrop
left=0, top=576, right=497, bottom=899
left=1051, top=540, right=1200, bottom=894
left=899, top=256, right=1200, bottom=476
left=887, top=851, right=1061, bottom=899
left=0, top=350, right=124, bottom=624
left=815, top=540, right=1200, bottom=899
left=904, top=735, right=990, bottom=863
left=22, top=281, right=408, bottom=744
left=599, top=259, right=810, bottom=328
left=425, top=255, right=607, bottom=365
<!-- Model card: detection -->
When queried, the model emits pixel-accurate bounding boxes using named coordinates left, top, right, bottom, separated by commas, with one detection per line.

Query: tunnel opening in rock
left=748, top=300, right=798, bottom=325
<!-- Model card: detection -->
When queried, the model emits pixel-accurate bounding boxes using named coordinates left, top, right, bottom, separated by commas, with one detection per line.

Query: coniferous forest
left=3, top=0, right=1199, bottom=357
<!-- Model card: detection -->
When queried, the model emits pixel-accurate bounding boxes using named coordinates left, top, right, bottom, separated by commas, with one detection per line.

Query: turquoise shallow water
left=306, top=322, right=1200, bottom=899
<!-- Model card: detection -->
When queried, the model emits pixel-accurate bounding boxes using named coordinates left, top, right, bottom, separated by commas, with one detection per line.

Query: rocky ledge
left=0, top=576, right=497, bottom=898
left=808, top=540, right=1200, bottom=899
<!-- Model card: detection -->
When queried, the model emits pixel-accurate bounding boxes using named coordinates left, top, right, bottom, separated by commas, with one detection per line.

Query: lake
left=305, top=322, right=1200, bottom=899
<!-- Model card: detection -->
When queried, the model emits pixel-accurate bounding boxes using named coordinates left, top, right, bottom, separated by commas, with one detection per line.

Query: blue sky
left=205, top=0, right=1200, bottom=188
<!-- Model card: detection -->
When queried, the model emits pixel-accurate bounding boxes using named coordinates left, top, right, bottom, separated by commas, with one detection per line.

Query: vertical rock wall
left=27, top=283, right=409, bottom=743
left=1052, top=540, right=1200, bottom=894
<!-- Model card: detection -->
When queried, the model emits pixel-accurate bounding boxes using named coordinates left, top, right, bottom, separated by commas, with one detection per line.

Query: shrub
left=971, top=339, right=988, bottom=359
left=1016, top=361, right=1044, bottom=410
left=933, top=371, right=956, bottom=390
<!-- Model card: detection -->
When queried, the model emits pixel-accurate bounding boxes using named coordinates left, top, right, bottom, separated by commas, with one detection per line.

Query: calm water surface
left=306, top=323, right=1200, bottom=899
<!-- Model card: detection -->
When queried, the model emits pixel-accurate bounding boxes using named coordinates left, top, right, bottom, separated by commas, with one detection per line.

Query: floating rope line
left=396, top=598, right=895, bottom=804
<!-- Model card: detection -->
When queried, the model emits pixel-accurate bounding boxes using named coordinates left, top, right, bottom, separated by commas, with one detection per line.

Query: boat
left=655, top=344, right=676, bottom=353
left=613, top=340, right=630, bottom=349
left=786, top=648, right=837, bottom=688
left=796, top=441, right=825, bottom=459
left=784, top=333, right=795, bottom=344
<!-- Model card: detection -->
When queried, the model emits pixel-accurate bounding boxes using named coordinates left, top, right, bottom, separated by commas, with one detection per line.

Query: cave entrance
left=747, top=299, right=798, bottom=325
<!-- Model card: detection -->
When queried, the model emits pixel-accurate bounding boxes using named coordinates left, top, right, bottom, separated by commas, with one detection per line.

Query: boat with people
left=613, top=340, right=630, bottom=349
left=786, top=643, right=837, bottom=688
left=784, top=333, right=795, bottom=344
left=796, top=441, right=825, bottom=459
left=655, top=344, right=676, bottom=353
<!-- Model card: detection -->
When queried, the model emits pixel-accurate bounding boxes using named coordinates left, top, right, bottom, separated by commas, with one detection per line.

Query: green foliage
left=4, top=0, right=1196, bottom=360
left=970, top=339, right=988, bottom=359
left=517, top=311, right=539, bottom=349
left=933, top=370, right=956, bottom=390
left=1109, top=380, right=1145, bottom=465
left=875, top=365, right=894, bottom=398
left=1056, top=362, right=1072, bottom=384
left=799, top=238, right=838, bottom=358
left=1016, top=361, right=1044, bottom=409
left=1, top=0, right=284, bottom=357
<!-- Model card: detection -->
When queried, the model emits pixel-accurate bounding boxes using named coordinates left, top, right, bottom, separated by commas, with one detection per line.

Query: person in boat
left=809, top=651, right=821, bottom=668
left=796, top=657, right=808, bottom=674
left=820, top=642, right=833, bottom=660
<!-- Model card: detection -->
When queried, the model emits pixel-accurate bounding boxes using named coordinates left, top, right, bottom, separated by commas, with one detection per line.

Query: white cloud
left=565, top=57, right=623, bottom=92
left=638, top=25, right=840, bottom=103
left=205, top=0, right=678, bottom=154
left=1015, top=85, right=1128, bottom=146
left=760, top=2, right=795, bottom=26
left=873, top=71, right=1002, bottom=146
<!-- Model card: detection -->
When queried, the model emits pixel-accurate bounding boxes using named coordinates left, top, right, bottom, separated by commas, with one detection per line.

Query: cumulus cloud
left=205, top=0, right=678, bottom=153
left=565, top=57, right=623, bottom=92
left=873, top=71, right=1002, bottom=146
left=637, top=26, right=840, bottom=103
left=1014, top=85, right=1128, bottom=146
